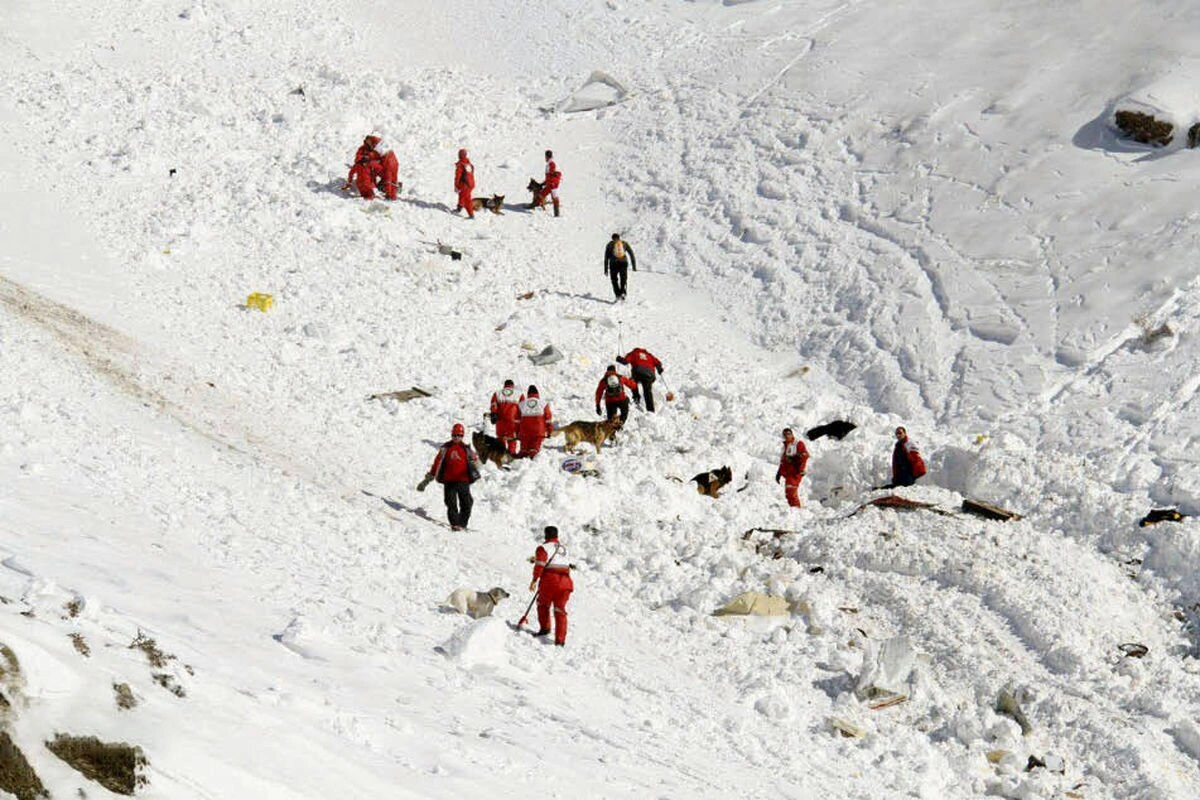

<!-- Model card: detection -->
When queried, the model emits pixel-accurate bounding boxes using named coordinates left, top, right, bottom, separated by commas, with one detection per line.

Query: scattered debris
left=1026, top=754, right=1046, bottom=771
left=128, top=631, right=172, bottom=669
left=528, top=345, right=564, bottom=366
left=806, top=420, right=856, bottom=441
left=68, top=633, right=90, bottom=658
left=996, top=682, right=1033, bottom=736
left=244, top=292, right=274, bottom=312
left=289, top=85, right=306, bottom=98
left=516, top=291, right=536, bottom=300
left=113, top=682, right=137, bottom=711
left=961, top=498, right=1022, bottom=522
left=1139, top=508, right=1186, bottom=527
left=366, top=386, right=434, bottom=403
left=0, top=730, right=47, bottom=800
left=46, top=734, right=148, bottom=796
left=152, top=673, right=186, bottom=698
left=851, top=495, right=955, bottom=517
left=855, top=636, right=917, bottom=709
left=63, top=598, right=83, bottom=618
left=712, top=592, right=792, bottom=617
left=808, top=566, right=825, bottom=574
left=556, top=70, right=631, bottom=113
left=435, top=241, right=463, bottom=261
left=1118, top=642, right=1149, bottom=658
left=986, top=749, right=1010, bottom=765
left=828, top=717, right=866, bottom=738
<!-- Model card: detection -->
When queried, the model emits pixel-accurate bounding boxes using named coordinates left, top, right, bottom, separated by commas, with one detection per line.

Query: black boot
left=533, top=628, right=551, bottom=637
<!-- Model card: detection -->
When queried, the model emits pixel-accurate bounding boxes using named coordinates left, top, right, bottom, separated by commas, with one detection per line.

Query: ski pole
left=617, top=321, right=623, bottom=357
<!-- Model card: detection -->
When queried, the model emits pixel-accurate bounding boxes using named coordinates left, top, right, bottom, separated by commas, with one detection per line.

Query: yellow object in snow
left=975, top=434, right=988, bottom=445
left=246, top=293, right=274, bottom=312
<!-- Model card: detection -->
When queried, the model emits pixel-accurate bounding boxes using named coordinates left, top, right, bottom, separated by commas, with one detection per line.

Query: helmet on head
left=458, top=148, right=467, bottom=159
left=527, top=385, right=539, bottom=397
left=452, top=423, right=465, bottom=437
left=544, top=525, right=558, bottom=540
left=545, top=149, right=553, bottom=159
left=503, top=379, right=514, bottom=387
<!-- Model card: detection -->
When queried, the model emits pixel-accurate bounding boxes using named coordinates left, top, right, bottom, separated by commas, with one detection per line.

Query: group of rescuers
left=369, top=139, right=928, bottom=646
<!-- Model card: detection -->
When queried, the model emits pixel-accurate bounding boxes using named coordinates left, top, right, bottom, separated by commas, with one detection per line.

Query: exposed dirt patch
left=128, top=631, right=172, bottom=670
left=113, top=683, right=137, bottom=711
left=1114, top=110, right=1173, bottom=146
left=63, top=598, right=83, bottom=619
left=68, top=633, right=91, bottom=658
left=0, top=730, right=47, bottom=799
left=46, top=734, right=147, bottom=796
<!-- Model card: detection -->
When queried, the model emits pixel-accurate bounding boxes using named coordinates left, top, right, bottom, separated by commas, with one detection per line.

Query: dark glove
left=656, top=364, right=663, bottom=375
left=489, top=412, right=498, bottom=424
left=603, top=267, right=608, bottom=276
left=596, top=405, right=602, bottom=416
left=633, top=394, right=642, bottom=405
left=774, top=472, right=782, bottom=484
left=417, top=474, right=432, bottom=492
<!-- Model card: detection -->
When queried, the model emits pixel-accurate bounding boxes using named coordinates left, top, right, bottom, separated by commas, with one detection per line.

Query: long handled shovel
left=514, top=547, right=559, bottom=631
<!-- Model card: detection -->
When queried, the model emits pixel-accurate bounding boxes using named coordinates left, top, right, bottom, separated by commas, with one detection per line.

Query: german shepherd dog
left=471, top=194, right=505, bottom=215
left=472, top=431, right=514, bottom=469
left=552, top=417, right=623, bottom=453
left=527, top=178, right=546, bottom=210
left=692, top=466, right=734, bottom=498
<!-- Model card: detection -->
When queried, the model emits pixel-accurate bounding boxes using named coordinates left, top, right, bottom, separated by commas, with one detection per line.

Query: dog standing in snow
left=442, top=587, right=511, bottom=619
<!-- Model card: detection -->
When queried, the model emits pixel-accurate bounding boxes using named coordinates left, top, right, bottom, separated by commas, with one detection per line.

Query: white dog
left=442, top=587, right=511, bottom=619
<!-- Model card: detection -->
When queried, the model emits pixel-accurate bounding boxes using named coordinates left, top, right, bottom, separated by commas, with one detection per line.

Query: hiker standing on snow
left=517, top=385, right=553, bottom=458
left=344, top=135, right=400, bottom=200
left=595, top=364, right=639, bottom=422
left=489, top=379, right=524, bottom=455
left=417, top=423, right=480, bottom=530
left=616, top=347, right=663, bottom=412
left=775, top=428, right=810, bottom=508
left=890, top=426, right=927, bottom=487
left=533, top=149, right=562, bottom=216
left=454, top=148, right=476, bottom=218
left=529, top=525, right=573, bottom=646
left=604, top=233, right=636, bottom=302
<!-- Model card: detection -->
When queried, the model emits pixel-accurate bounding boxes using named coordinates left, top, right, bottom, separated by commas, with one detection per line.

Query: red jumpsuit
left=594, top=371, right=639, bottom=421
left=537, top=158, right=561, bottom=209
left=517, top=395, right=552, bottom=457
left=454, top=153, right=475, bottom=218
left=348, top=142, right=382, bottom=199
left=532, top=538, right=573, bottom=645
left=490, top=387, right=524, bottom=454
left=777, top=438, right=810, bottom=507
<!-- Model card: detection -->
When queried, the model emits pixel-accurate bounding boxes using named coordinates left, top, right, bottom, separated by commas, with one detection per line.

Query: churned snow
left=1, top=0, right=1199, bottom=797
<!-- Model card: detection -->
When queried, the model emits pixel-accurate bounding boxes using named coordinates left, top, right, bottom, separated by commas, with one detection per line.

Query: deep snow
left=1, top=0, right=1199, bottom=797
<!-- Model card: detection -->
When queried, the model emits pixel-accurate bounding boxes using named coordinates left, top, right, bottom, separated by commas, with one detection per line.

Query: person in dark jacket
left=417, top=423, right=480, bottom=530
left=616, top=347, right=663, bottom=412
left=603, top=234, right=636, bottom=302
left=890, top=426, right=927, bottom=487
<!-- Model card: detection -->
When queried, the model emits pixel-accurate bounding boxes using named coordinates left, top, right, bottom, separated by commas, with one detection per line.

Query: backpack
left=612, top=240, right=625, bottom=260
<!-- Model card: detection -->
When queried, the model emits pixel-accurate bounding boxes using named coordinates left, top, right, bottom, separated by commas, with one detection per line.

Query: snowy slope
left=2, top=0, right=1200, bottom=798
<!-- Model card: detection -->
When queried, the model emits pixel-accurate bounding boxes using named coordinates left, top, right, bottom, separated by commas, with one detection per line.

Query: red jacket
left=596, top=372, right=638, bottom=405
left=544, top=159, right=561, bottom=190
left=490, top=388, right=523, bottom=427
left=532, top=539, right=571, bottom=583
left=892, top=438, right=926, bottom=486
left=618, top=348, right=662, bottom=374
left=348, top=143, right=382, bottom=183
left=455, top=158, right=475, bottom=191
left=518, top=396, right=552, bottom=437
left=778, top=439, right=809, bottom=479
left=430, top=440, right=479, bottom=484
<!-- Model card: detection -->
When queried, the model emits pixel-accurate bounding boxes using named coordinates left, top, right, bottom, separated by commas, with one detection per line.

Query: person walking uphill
left=604, top=234, right=636, bottom=302
left=890, top=426, right=927, bottom=488
left=775, top=428, right=809, bottom=508
left=595, top=365, right=639, bottom=422
left=417, top=423, right=480, bottom=530
left=454, top=148, right=476, bottom=218
left=529, top=526, right=573, bottom=646
left=616, top=347, right=663, bottom=412
left=489, top=379, right=523, bottom=455
left=517, top=385, right=553, bottom=458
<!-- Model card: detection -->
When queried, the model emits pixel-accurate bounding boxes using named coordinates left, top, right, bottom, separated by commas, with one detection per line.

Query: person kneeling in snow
left=890, top=426, right=927, bottom=488
left=529, top=526, right=573, bottom=646
left=344, top=135, right=400, bottom=200
left=417, top=423, right=480, bottom=531
left=776, top=427, right=809, bottom=507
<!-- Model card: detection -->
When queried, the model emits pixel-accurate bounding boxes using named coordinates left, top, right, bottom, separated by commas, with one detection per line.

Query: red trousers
left=350, top=163, right=377, bottom=199
left=457, top=187, right=474, bottom=217
left=781, top=468, right=805, bottom=507
left=380, top=151, right=399, bottom=200
left=537, top=572, right=573, bottom=645
left=496, top=420, right=519, bottom=454
left=519, top=433, right=545, bottom=458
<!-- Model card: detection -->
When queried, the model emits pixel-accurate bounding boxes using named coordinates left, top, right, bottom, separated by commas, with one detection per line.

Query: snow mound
left=1111, top=61, right=1200, bottom=147
left=435, top=618, right=511, bottom=668
left=557, top=71, right=631, bottom=113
